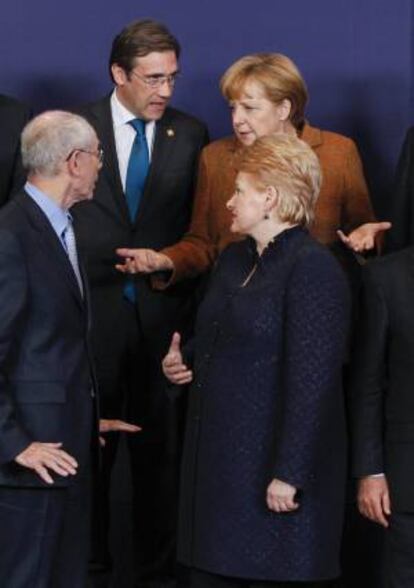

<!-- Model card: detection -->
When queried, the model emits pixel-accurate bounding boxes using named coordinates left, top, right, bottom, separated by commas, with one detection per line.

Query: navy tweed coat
left=177, top=226, right=350, bottom=582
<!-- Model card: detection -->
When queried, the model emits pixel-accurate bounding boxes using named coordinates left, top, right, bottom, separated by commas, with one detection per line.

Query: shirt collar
left=24, top=181, right=70, bottom=239
left=111, top=89, right=156, bottom=134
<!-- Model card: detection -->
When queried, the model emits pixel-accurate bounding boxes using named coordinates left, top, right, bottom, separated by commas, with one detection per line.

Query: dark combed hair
left=109, top=19, right=181, bottom=80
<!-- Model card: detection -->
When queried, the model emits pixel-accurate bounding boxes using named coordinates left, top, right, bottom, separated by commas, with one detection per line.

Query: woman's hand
left=337, top=221, right=391, bottom=253
left=115, top=248, right=174, bottom=274
left=266, top=478, right=299, bottom=512
left=162, top=332, right=193, bottom=385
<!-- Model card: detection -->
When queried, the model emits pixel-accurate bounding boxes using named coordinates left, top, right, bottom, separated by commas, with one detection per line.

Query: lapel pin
left=166, top=128, right=175, bottom=137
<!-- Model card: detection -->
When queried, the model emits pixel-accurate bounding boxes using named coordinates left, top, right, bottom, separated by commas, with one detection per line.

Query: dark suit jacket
left=0, top=95, right=31, bottom=206
left=351, top=248, right=414, bottom=511
left=0, top=190, right=97, bottom=488
left=72, top=96, right=209, bottom=357
left=387, top=127, right=414, bottom=251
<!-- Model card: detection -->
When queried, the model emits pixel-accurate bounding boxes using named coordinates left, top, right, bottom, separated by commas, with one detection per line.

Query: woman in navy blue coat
left=163, top=134, right=350, bottom=587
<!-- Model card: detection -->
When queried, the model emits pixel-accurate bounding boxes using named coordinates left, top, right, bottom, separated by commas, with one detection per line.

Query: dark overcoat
left=178, top=227, right=350, bottom=582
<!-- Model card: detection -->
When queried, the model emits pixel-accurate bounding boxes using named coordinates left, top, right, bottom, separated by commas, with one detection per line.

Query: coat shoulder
left=0, top=94, right=31, bottom=117
left=303, top=123, right=357, bottom=155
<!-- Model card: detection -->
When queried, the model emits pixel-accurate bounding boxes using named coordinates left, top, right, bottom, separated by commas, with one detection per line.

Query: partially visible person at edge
left=163, top=134, right=351, bottom=588
left=0, top=94, right=31, bottom=205
left=116, top=52, right=390, bottom=282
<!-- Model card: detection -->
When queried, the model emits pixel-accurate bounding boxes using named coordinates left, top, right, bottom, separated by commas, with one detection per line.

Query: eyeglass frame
left=129, top=69, right=180, bottom=88
left=66, top=147, right=104, bottom=163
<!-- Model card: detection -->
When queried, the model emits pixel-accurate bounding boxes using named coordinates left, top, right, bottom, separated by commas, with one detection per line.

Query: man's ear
left=65, top=151, right=81, bottom=178
left=111, top=63, right=128, bottom=86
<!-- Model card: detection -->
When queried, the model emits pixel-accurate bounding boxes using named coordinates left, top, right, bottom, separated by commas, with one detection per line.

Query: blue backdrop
left=1, top=0, right=413, bottom=216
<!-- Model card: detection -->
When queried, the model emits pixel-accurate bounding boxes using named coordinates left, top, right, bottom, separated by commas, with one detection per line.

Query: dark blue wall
left=1, top=0, right=412, bottom=215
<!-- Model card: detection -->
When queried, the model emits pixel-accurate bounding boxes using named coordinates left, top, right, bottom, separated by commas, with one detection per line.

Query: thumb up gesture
left=162, top=332, right=193, bottom=385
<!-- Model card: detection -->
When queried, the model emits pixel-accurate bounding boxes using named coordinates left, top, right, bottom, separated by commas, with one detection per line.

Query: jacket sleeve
left=273, top=250, right=350, bottom=488
left=350, top=263, right=388, bottom=477
left=154, top=143, right=217, bottom=288
left=0, top=230, right=32, bottom=464
left=387, top=127, right=414, bottom=252
left=342, top=138, right=377, bottom=233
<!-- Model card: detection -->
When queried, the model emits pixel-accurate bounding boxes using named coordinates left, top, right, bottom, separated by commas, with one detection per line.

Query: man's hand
left=15, top=442, right=78, bottom=485
left=357, top=475, right=391, bottom=527
left=337, top=221, right=392, bottom=253
left=115, top=248, right=174, bottom=274
left=99, top=419, right=141, bottom=447
left=266, top=478, right=299, bottom=512
left=162, top=332, right=193, bottom=385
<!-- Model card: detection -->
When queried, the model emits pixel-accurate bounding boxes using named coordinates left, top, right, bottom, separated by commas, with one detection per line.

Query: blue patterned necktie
left=125, top=118, right=149, bottom=220
left=123, top=119, right=149, bottom=303
left=62, top=215, right=83, bottom=297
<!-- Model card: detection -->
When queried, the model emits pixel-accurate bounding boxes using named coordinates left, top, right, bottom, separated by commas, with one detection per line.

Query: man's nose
left=158, top=79, right=174, bottom=99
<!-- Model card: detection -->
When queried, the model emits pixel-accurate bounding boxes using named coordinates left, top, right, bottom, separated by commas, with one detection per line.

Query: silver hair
left=21, top=110, right=97, bottom=177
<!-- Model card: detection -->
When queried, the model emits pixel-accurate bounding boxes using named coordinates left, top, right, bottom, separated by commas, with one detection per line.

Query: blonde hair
left=220, top=53, right=308, bottom=130
left=237, top=134, right=321, bottom=227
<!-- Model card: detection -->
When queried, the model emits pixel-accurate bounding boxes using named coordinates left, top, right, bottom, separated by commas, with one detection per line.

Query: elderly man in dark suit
left=0, top=110, right=101, bottom=588
left=0, top=94, right=31, bottom=204
left=351, top=249, right=414, bottom=587
left=72, top=18, right=209, bottom=586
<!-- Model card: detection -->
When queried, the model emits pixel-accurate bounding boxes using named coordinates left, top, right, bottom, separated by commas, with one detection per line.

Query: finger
left=369, top=498, right=388, bottom=527
left=101, top=420, right=142, bottom=433
left=116, top=248, right=135, bottom=258
left=376, top=221, right=392, bottom=233
left=45, top=454, right=77, bottom=476
left=99, top=436, right=106, bottom=447
left=169, top=332, right=181, bottom=354
left=172, top=372, right=193, bottom=385
left=52, top=449, right=78, bottom=470
left=115, top=263, right=128, bottom=273
left=34, top=464, right=54, bottom=485
left=337, top=230, right=350, bottom=244
left=164, top=363, right=188, bottom=375
left=43, top=442, right=63, bottom=448
left=382, top=491, right=392, bottom=516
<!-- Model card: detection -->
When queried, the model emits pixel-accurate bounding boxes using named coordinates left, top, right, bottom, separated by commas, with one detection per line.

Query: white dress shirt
left=110, top=89, right=156, bottom=191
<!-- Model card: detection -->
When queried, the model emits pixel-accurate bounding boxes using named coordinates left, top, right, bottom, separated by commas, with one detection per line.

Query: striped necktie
left=62, top=216, right=83, bottom=297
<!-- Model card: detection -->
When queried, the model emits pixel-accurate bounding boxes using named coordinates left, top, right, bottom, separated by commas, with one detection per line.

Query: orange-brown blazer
left=159, top=123, right=376, bottom=286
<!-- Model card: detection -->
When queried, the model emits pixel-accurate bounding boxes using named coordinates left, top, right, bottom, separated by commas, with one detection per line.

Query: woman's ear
left=264, top=185, right=278, bottom=213
left=278, top=99, right=292, bottom=122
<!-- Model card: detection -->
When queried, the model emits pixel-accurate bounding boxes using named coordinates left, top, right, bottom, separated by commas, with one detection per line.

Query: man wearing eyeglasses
left=0, top=110, right=101, bottom=588
left=72, top=18, right=209, bottom=588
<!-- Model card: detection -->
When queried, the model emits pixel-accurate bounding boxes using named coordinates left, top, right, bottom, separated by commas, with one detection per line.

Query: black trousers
left=92, top=298, right=184, bottom=587
left=383, top=512, right=414, bottom=588
left=0, top=470, right=91, bottom=588
left=186, top=567, right=336, bottom=588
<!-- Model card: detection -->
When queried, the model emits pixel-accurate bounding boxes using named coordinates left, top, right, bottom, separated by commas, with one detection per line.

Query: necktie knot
left=129, top=118, right=146, bottom=136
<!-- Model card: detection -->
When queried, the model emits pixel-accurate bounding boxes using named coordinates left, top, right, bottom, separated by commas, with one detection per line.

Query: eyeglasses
left=66, top=147, right=104, bottom=163
left=130, top=70, right=179, bottom=88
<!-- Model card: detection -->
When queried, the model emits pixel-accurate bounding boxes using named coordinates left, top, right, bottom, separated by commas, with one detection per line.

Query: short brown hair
left=237, top=134, right=321, bottom=227
left=109, top=19, right=181, bottom=80
left=221, top=53, right=308, bottom=130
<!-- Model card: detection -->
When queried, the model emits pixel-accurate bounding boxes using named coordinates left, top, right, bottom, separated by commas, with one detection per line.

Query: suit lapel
left=87, top=98, right=131, bottom=223
left=134, top=109, right=177, bottom=225
left=16, top=193, right=84, bottom=310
